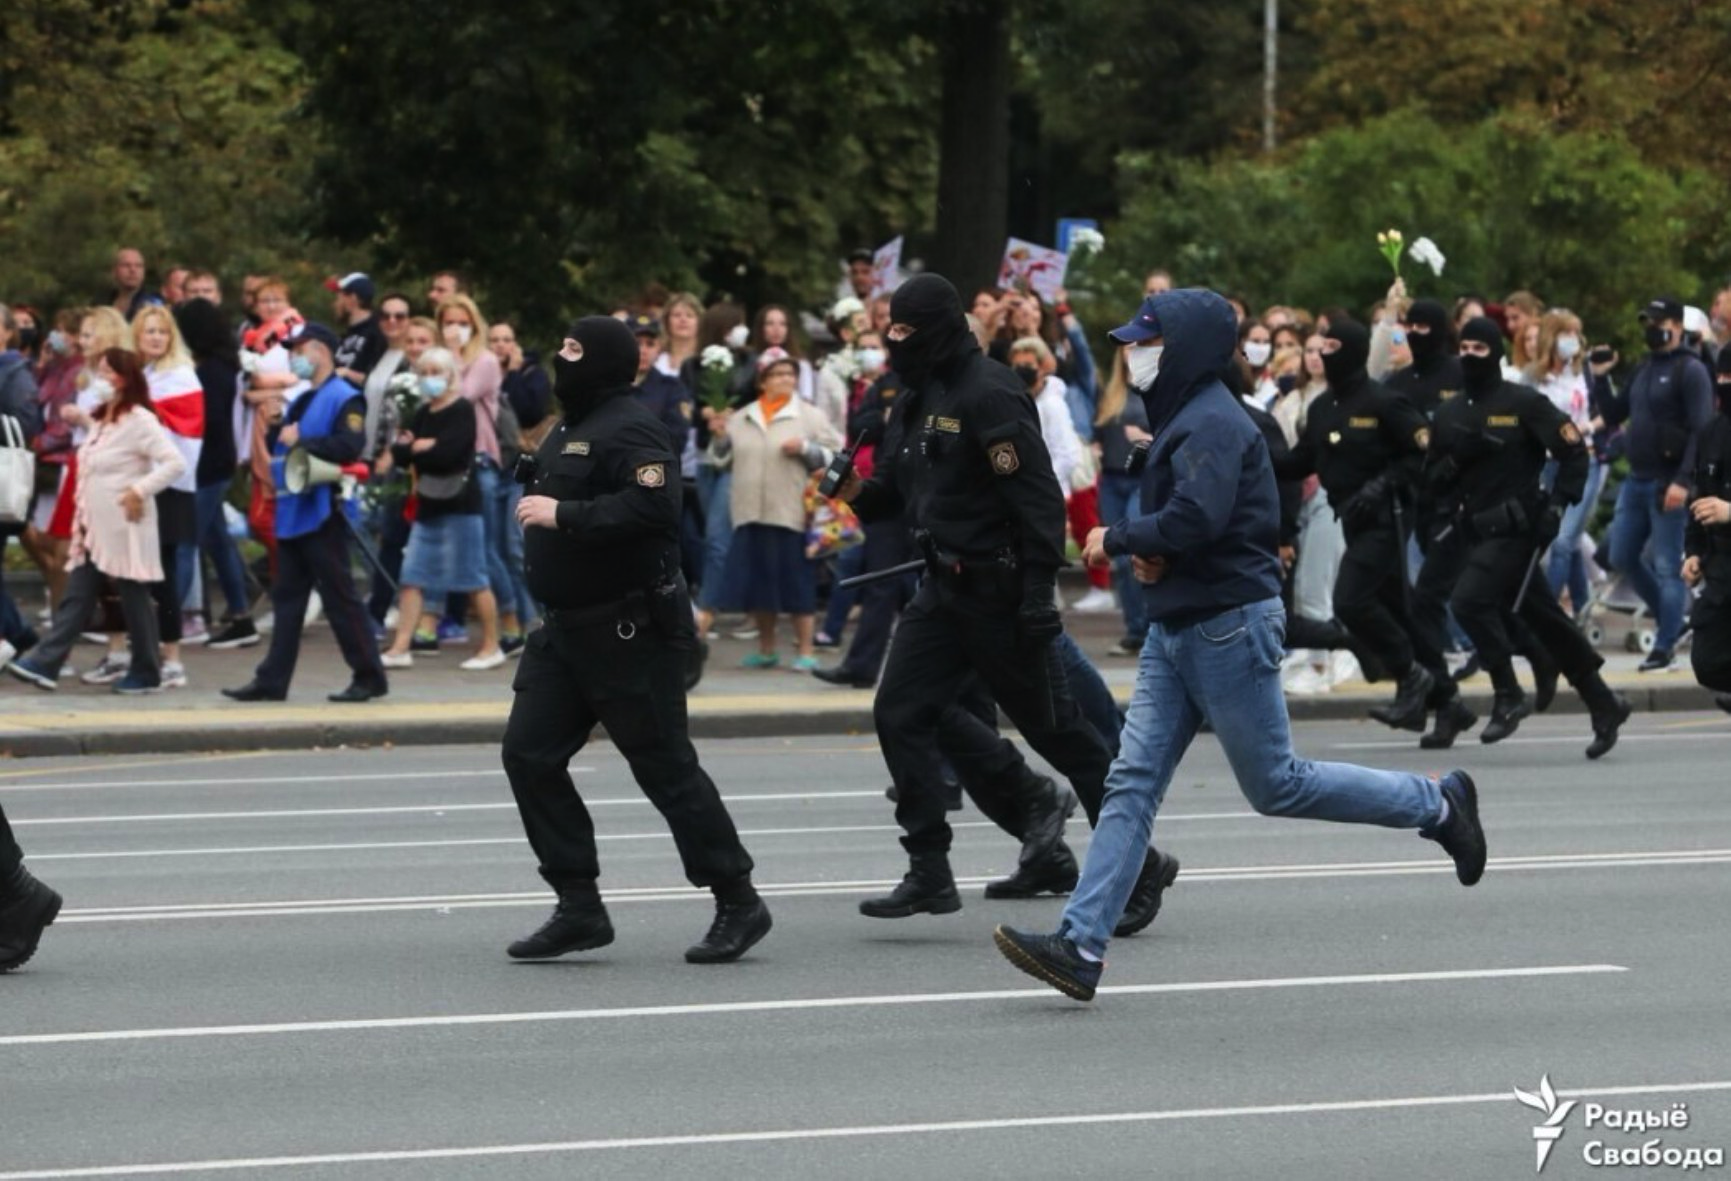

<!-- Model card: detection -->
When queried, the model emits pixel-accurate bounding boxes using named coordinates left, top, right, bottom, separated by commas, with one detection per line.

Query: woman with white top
left=1529, top=308, right=1608, bottom=616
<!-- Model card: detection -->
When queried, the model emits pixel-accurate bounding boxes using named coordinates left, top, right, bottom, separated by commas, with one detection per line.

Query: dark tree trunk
left=929, top=0, right=1011, bottom=295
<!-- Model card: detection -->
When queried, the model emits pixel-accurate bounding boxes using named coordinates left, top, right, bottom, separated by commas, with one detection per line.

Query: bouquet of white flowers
left=388, top=370, right=422, bottom=427
left=1068, top=227, right=1105, bottom=258
left=699, top=344, right=735, bottom=413
left=1407, top=236, right=1446, bottom=278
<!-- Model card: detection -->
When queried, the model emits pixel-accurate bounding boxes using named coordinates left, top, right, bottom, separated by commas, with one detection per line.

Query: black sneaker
left=1479, top=691, right=1530, bottom=744
left=1421, top=770, right=1486, bottom=886
left=206, top=617, right=261, bottom=650
left=1420, top=698, right=1478, bottom=750
left=993, top=925, right=1102, bottom=1002
left=984, top=843, right=1080, bottom=899
left=859, top=857, right=961, bottom=919
left=0, top=865, right=63, bottom=973
left=685, top=898, right=773, bottom=963
left=507, top=888, right=615, bottom=959
left=1114, top=847, right=1180, bottom=937
left=1585, top=692, right=1632, bottom=761
left=1637, top=648, right=1674, bottom=674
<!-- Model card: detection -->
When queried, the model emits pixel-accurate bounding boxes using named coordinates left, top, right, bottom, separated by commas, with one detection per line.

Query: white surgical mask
left=1126, top=344, right=1163, bottom=391
left=445, top=323, right=473, bottom=348
left=419, top=376, right=449, bottom=398
left=1243, top=341, right=1272, bottom=368
left=857, top=347, right=885, bottom=373
left=1555, top=334, right=1581, bottom=361
left=47, top=330, right=71, bottom=355
left=88, top=377, right=115, bottom=404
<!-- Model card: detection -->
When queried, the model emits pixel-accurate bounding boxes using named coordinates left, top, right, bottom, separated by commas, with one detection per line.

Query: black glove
left=1018, top=572, right=1063, bottom=644
left=1535, top=501, right=1565, bottom=545
left=1341, top=476, right=1390, bottom=529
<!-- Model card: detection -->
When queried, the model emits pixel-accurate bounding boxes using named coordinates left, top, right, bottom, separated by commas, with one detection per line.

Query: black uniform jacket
left=849, top=348, right=1067, bottom=573
left=1426, top=378, right=1588, bottom=517
left=524, top=390, right=683, bottom=610
left=1276, top=377, right=1430, bottom=509
left=1685, top=413, right=1731, bottom=602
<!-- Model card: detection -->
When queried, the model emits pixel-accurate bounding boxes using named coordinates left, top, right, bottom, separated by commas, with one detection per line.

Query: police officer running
left=842, top=275, right=1173, bottom=930
left=223, top=322, right=387, bottom=703
left=1682, top=352, right=1731, bottom=705
left=1429, top=318, right=1630, bottom=758
left=502, top=317, right=770, bottom=965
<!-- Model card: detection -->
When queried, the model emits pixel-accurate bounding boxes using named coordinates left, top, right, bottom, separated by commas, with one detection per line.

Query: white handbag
left=0, top=415, right=35, bottom=524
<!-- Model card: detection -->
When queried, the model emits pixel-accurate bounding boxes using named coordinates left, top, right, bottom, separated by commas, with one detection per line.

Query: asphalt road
left=2, top=713, right=1730, bottom=1179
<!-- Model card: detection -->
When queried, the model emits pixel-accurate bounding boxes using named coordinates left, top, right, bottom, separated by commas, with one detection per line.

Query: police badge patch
left=636, top=463, right=666, bottom=487
left=345, top=412, right=364, bottom=432
left=988, top=441, right=1019, bottom=475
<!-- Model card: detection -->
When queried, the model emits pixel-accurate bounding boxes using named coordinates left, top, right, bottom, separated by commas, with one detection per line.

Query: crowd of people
left=0, top=247, right=1727, bottom=713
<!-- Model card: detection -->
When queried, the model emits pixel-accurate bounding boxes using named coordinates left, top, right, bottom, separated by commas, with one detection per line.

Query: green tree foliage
left=0, top=0, right=321, bottom=310
left=1094, top=111, right=1713, bottom=346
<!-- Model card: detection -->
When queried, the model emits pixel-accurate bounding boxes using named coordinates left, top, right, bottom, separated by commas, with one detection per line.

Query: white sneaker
left=730, top=626, right=760, bottom=641
left=380, top=652, right=414, bottom=669
left=1328, top=651, right=1363, bottom=686
left=459, top=650, right=507, bottom=672
left=0, top=639, right=14, bottom=671
left=160, top=661, right=188, bottom=690
left=1283, top=666, right=1332, bottom=696
left=1070, top=587, right=1116, bottom=614
left=180, top=615, right=209, bottom=645
left=81, top=652, right=132, bottom=684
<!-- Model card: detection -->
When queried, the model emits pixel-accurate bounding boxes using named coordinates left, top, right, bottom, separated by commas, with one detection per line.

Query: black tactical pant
left=1450, top=535, right=1610, bottom=703
left=1691, top=581, right=1731, bottom=693
left=1333, top=523, right=1441, bottom=683
left=0, top=801, right=19, bottom=876
left=875, top=576, right=1111, bottom=857
left=502, top=599, right=753, bottom=889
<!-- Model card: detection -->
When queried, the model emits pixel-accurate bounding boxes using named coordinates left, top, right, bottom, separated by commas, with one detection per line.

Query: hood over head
left=1321, top=318, right=1370, bottom=392
left=554, top=315, right=640, bottom=420
left=1403, top=299, right=1453, bottom=367
left=1458, top=315, right=1506, bottom=396
left=1132, top=288, right=1237, bottom=434
left=885, top=274, right=976, bottom=387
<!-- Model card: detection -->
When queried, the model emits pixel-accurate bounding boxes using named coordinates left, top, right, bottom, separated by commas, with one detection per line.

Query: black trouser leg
left=1333, top=526, right=1415, bottom=677
left=1691, top=595, right=1731, bottom=692
left=307, top=515, right=386, bottom=688
left=838, top=522, right=913, bottom=682
left=1511, top=550, right=1610, bottom=707
left=938, top=680, right=1026, bottom=839
left=117, top=578, right=161, bottom=683
left=254, top=533, right=314, bottom=693
left=27, top=563, right=105, bottom=675
left=369, top=510, right=411, bottom=623
left=1450, top=537, right=1531, bottom=694
left=501, top=629, right=603, bottom=885
left=0, top=800, right=20, bottom=876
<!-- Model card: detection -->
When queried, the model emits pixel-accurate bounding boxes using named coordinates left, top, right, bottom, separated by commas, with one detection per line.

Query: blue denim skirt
left=399, top=513, right=488, bottom=598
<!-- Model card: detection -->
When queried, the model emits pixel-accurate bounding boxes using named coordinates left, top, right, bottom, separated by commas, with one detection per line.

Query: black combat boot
left=1530, top=651, right=1560, bottom=714
left=985, top=776, right=1078, bottom=898
left=1420, top=697, right=1479, bottom=750
left=1113, top=847, right=1181, bottom=937
left=1369, top=664, right=1434, bottom=732
left=687, top=880, right=772, bottom=963
left=1479, top=690, right=1531, bottom=744
left=859, top=853, right=962, bottom=918
left=507, top=880, right=614, bottom=959
left=0, top=864, right=63, bottom=974
left=1584, top=689, right=1632, bottom=761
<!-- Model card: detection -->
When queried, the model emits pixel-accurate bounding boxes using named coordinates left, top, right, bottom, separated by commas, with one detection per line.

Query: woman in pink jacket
left=7, top=349, right=187, bottom=695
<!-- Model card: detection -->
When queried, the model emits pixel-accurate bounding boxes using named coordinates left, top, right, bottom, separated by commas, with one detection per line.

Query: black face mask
left=553, top=316, right=641, bottom=421
left=1645, top=324, right=1674, bottom=351
left=885, top=274, right=973, bottom=387
left=1320, top=321, right=1369, bottom=389
left=1276, top=373, right=1297, bottom=395
left=1013, top=364, right=1040, bottom=389
left=1459, top=353, right=1501, bottom=387
left=16, top=327, right=39, bottom=352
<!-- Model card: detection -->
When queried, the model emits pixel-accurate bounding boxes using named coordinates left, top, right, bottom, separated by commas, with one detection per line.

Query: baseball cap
left=1108, top=294, right=1164, bottom=345
left=286, top=321, right=341, bottom=352
left=1640, top=296, right=1685, bottom=324
left=626, top=312, right=662, bottom=338
left=846, top=248, right=874, bottom=266
left=323, top=272, right=377, bottom=303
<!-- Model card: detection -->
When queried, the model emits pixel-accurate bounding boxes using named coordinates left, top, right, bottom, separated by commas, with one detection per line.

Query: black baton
left=838, top=558, right=926, bottom=590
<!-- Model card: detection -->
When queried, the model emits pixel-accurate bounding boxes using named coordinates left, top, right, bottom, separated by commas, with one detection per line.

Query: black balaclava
left=553, top=315, right=640, bottom=421
left=885, top=274, right=975, bottom=387
left=1404, top=299, right=1453, bottom=368
left=1458, top=316, right=1506, bottom=395
left=1321, top=318, right=1370, bottom=392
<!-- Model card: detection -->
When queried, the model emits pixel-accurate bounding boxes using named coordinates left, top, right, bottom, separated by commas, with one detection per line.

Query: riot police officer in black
left=1682, top=354, right=1731, bottom=699
left=1277, top=320, right=1459, bottom=730
left=842, top=275, right=1168, bottom=926
left=1429, top=318, right=1629, bottom=758
left=503, top=316, right=769, bottom=964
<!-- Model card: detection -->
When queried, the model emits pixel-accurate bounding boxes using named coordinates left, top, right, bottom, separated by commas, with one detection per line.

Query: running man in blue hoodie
left=993, top=289, right=1487, bottom=1002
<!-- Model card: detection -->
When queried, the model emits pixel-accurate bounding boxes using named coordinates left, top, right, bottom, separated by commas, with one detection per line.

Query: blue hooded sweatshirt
left=1102, top=288, right=1283, bottom=624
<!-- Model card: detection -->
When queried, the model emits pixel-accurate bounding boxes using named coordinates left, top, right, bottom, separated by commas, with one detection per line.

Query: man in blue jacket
left=994, top=289, right=1486, bottom=1002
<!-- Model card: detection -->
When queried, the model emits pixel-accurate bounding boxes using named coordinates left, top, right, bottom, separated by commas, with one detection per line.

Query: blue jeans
left=1545, top=457, right=1606, bottom=614
left=195, top=481, right=251, bottom=619
left=482, top=465, right=533, bottom=623
left=1097, top=474, right=1147, bottom=641
left=1608, top=475, right=1687, bottom=652
left=1058, top=598, right=1443, bottom=957
left=696, top=465, right=734, bottom=611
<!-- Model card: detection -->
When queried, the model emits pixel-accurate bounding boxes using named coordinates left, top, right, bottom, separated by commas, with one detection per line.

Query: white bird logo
left=1514, top=1075, right=1578, bottom=1173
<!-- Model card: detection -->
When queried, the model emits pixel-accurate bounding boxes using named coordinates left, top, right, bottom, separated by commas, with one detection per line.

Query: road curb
left=0, top=685, right=1715, bottom=759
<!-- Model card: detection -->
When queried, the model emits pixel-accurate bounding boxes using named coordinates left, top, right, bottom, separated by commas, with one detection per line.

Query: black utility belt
left=931, top=560, right=1020, bottom=596
left=543, top=594, right=651, bottom=635
left=1466, top=499, right=1532, bottom=540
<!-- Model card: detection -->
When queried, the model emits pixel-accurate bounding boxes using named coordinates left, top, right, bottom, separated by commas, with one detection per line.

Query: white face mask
left=1126, top=344, right=1163, bottom=391
left=88, top=377, right=115, bottom=404
left=1244, top=341, right=1272, bottom=368
left=445, top=323, right=473, bottom=348
left=1555, top=334, right=1581, bottom=361
left=857, top=347, right=885, bottom=373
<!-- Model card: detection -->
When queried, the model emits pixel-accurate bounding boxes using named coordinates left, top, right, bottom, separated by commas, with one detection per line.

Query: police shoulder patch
left=635, top=463, right=666, bottom=488
left=345, top=412, right=364, bottom=431
left=988, top=441, right=1020, bottom=475
left=680, top=401, right=693, bottom=420
left=1560, top=421, right=1583, bottom=446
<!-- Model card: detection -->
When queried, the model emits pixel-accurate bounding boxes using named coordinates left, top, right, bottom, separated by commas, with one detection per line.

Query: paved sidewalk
left=0, top=599, right=1719, bottom=757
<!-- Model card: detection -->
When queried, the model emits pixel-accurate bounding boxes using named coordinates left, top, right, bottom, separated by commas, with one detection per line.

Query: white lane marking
left=3, top=1077, right=1722, bottom=1179
left=11, top=805, right=1260, bottom=828
left=1332, top=730, right=1731, bottom=751
left=0, top=770, right=564, bottom=794
left=0, top=964, right=1625, bottom=1048
left=50, top=848, right=1731, bottom=924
